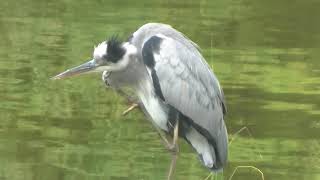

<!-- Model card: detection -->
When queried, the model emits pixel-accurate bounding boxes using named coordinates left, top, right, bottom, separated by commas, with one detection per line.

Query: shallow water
left=0, top=0, right=320, bottom=179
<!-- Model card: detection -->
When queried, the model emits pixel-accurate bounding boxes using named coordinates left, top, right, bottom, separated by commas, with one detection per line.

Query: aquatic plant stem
left=228, top=126, right=263, bottom=159
left=228, top=166, right=265, bottom=180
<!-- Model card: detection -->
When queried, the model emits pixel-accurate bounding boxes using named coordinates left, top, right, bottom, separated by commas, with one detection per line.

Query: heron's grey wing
left=141, top=34, right=228, bottom=165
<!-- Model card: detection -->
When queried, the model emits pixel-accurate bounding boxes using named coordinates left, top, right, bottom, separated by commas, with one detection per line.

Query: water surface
left=0, top=0, right=320, bottom=179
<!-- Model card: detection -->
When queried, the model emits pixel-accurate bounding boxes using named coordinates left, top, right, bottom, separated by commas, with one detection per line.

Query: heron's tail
left=209, top=118, right=228, bottom=172
left=185, top=119, right=228, bottom=172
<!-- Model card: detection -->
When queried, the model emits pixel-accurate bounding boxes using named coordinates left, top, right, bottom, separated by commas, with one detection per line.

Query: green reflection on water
left=0, top=0, right=319, bottom=179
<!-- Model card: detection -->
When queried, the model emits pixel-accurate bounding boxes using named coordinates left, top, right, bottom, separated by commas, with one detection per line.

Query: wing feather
left=142, top=34, right=228, bottom=166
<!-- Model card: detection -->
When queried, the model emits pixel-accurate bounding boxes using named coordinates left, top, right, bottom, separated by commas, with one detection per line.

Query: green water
left=1, top=0, right=320, bottom=179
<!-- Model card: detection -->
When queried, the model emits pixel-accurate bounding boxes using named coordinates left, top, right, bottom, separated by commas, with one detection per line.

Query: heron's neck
left=105, top=55, right=150, bottom=90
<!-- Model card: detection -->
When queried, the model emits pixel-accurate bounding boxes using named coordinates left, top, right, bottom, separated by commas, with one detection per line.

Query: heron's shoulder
left=131, top=23, right=185, bottom=46
left=132, top=23, right=171, bottom=39
left=137, top=23, right=172, bottom=32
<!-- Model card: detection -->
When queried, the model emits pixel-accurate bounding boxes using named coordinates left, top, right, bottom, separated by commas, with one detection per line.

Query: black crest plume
left=106, top=35, right=126, bottom=63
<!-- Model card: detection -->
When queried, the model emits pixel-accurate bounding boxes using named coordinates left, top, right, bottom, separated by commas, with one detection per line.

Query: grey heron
left=52, top=23, right=228, bottom=179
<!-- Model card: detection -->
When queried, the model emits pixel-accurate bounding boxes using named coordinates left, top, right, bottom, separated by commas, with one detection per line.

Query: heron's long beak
left=51, top=59, right=97, bottom=80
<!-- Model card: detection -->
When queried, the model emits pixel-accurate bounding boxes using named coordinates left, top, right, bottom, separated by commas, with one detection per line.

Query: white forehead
left=93, top=41, right=108, bottom=59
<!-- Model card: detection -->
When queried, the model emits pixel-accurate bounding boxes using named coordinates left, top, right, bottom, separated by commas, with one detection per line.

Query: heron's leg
left=154, top=127, right=172, bottom=148
left=153, top=121, right=179, bottom=152
left=167, top=119, right=179, bottom=180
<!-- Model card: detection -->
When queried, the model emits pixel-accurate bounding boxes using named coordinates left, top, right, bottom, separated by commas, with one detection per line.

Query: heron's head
left=52, top=36, right=137, bottom=80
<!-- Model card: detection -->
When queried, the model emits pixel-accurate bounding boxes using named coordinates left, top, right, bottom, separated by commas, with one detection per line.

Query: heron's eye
left=102, top=54, right=109, bottom=62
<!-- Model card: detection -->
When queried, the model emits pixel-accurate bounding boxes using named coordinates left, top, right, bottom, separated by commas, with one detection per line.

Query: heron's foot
left=165, top=143, right=179, bottom=155
left=102, top=71, right=111, bottom=87
left=122, top=103, right=139, bottom=116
